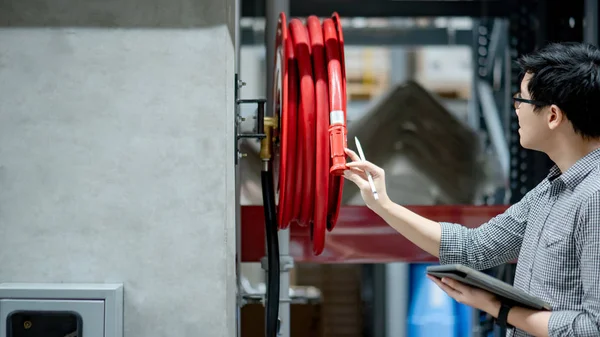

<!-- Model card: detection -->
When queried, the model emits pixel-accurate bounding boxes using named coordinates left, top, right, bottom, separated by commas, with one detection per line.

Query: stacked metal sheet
left=343, top=80, right=488, bottom=205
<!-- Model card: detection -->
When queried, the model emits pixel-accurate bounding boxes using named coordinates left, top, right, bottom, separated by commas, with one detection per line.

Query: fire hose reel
left=273, top=12, right=348, bottom=256
left=236, top=13, right=348, bottom=256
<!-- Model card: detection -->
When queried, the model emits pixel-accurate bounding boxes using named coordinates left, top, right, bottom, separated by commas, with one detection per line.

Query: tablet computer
left=426, top=264, right=552, bottom=311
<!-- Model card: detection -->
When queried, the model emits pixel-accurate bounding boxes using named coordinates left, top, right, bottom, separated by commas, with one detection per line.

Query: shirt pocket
left=535, top=225, right=578, bottom=289
left=542, top=228, right=565, bottom=248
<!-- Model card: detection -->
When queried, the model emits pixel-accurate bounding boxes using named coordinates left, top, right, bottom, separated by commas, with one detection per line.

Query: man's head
left=515, top=42, right=600, bottom=151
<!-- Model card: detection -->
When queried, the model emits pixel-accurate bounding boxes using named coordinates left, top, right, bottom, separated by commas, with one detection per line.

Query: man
left=343, top=42, right=600, bottom=337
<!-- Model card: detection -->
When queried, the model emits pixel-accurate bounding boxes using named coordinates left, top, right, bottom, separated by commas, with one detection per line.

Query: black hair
left=518, top=42, right=600, bottom=138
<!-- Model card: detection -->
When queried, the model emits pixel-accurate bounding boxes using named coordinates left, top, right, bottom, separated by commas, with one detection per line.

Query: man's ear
left=547, top=104, right=565, bottom=130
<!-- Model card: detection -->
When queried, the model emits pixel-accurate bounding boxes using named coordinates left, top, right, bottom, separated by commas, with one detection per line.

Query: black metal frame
left=241, top=25, right=474, bottom=46
left=242, top=0, right=511, bottom=18
left=472, top=17, right=502, bottom=204
left=508, top=0, right=585, bottom=203
left=508, top=0, right=543, bottom=204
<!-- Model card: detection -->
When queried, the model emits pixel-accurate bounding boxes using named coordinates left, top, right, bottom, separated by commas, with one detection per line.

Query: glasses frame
left=513, top=93, right=549, bottom=110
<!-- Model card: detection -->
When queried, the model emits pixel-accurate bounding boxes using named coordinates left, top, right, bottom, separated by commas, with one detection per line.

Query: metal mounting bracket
left=234, top=73, right=267, bottom=165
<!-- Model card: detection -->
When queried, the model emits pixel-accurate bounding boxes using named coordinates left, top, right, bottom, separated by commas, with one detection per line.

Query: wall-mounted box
left=0, top=283, right=123, bottom=337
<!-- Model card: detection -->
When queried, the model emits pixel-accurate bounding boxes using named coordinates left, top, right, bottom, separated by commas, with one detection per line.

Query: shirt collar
left=547, top=148, right=600, bottom=190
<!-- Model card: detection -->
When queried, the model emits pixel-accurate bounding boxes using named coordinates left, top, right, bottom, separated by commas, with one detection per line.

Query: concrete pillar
left=0, top=0, right=237, bottom=336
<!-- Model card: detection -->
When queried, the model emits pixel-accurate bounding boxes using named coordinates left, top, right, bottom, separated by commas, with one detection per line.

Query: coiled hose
left=261, top=168, right=280, bottom=337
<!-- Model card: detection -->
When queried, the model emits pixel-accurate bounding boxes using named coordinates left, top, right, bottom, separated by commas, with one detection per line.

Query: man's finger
left=429, top=275, right=462, bottom=300
left=343, top=170, right=369, bottom=190
left=348, top=167, right=368, bottom=180
left=346, top=161, right=384, bottom=178
left=441, top=284, right=462, bottom=300
left=344, top=148, right=361, bottom=162
left=428, top=275, right=444, bottom=287
left=345, top=148, right=384, bottom=177
left=429, top=276, right=454, bottom=294
left=432, top=277, right=461, bottom=299
left=442, top=278, right=467, bottom=293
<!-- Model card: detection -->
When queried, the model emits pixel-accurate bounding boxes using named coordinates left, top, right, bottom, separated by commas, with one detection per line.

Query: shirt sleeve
left=548, top=190, right=600, bottom=337
left=438, top=188, right=534, bottom=270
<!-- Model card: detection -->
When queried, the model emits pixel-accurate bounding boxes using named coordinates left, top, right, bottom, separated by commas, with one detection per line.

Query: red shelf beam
left=241, top=205, right=509, bottom=263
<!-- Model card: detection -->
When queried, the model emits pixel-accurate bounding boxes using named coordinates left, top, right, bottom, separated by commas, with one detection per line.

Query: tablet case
left=426, top=264, right=552, bottom=311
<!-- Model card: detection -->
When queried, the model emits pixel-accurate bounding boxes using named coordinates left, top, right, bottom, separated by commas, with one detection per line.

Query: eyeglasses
left=513, top=93, right=549, bottom=110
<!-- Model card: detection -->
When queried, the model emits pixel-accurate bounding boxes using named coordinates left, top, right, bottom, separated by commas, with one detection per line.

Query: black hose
left=261, top=169, right=280, bottom=337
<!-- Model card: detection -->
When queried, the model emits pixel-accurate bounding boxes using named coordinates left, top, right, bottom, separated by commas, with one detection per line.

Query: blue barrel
left=407, top=263, right=457, bottom=337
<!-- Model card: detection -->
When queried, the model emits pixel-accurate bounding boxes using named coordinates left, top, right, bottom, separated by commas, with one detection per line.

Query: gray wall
left=0, top=0, right=237, bottom=336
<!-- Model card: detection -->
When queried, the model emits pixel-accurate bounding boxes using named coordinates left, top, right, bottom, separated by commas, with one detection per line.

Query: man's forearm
left=485, top=302, right=550, bottom=337
left=375, top=201, right=442, bottom=257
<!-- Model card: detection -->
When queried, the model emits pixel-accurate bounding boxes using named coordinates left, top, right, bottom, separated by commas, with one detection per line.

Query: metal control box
left=0, top=283, right=123, bottom=337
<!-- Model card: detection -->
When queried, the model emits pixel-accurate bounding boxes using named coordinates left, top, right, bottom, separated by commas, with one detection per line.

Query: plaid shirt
left=439, top=148, right=600, bottom=337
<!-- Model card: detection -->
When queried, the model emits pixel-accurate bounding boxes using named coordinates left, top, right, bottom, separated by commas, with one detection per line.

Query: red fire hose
left=273, top=12, right=348, bottom=255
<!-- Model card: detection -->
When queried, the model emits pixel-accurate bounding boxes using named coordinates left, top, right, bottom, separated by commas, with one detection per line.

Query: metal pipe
left=385, top=263, right=408, bottom=337
left=503, top=37, right=513, bottom=191
left=585, top=0, right=599, bottom=45
left=468, top=20, right=481, bottom=131
left=385, top=48, right=409, bottom=337
left=265, top=0, right=290, bottom=336
left=265, top=0, right=289, bottom=117
left=478, top=81, right=510, bottom=181
left=485, top=19, right=505, bottom=80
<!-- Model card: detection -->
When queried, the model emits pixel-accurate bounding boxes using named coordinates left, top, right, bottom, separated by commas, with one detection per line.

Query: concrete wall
left=0, top=1, right=237, bottom=336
